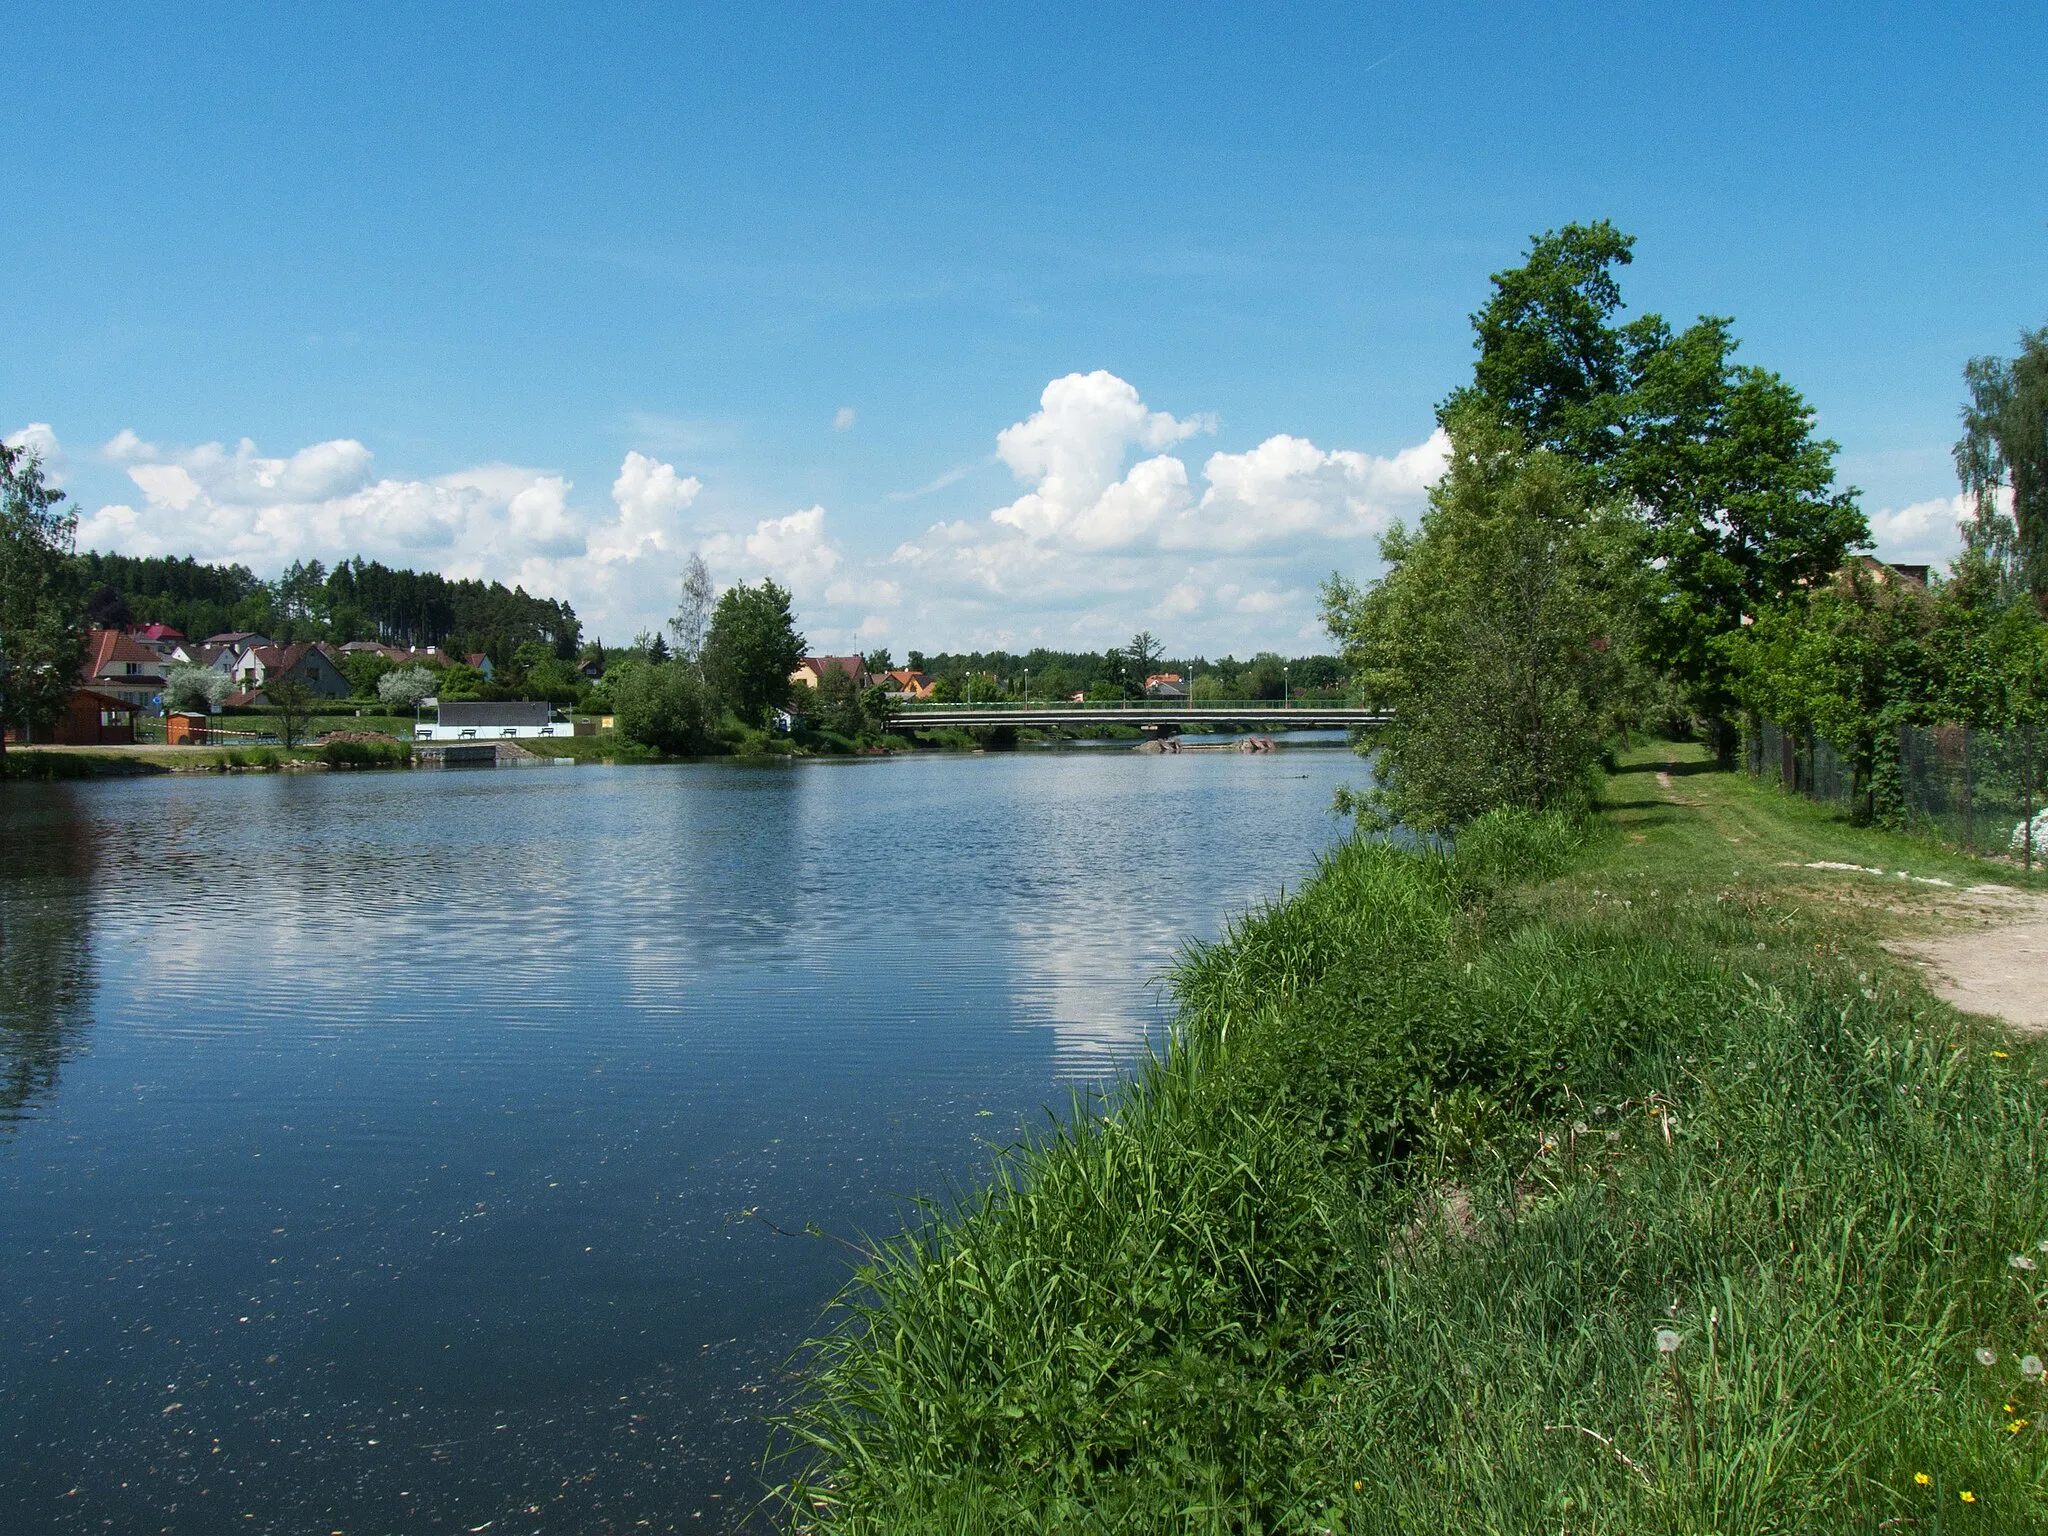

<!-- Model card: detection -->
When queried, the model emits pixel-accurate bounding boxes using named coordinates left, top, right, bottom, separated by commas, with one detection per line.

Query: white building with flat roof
left=417, top=700, right=573, bottom=741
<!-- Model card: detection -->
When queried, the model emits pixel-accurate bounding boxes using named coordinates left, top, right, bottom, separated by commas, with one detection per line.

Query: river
left=0, top=741, right=1361, bottom=1533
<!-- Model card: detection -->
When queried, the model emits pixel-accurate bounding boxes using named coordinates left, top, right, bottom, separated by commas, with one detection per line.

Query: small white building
left=416, top=700, right=573, bottom=741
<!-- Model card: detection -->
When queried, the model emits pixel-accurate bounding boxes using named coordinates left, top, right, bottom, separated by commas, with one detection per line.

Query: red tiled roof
left=798, top=655, right=866, bottom=680
left=83, top=629, right=169, bottom=679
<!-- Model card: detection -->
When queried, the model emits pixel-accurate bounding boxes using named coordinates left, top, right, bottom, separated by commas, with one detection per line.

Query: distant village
left=9, top=623, right=1214, bottom=750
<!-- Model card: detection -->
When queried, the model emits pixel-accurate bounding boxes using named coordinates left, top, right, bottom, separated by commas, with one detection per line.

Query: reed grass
left=772, top=745, right=2048, bottom=1532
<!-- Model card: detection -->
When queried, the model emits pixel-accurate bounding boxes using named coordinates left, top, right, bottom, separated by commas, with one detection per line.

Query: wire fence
left=1747, top=719, right=2042, bottom=868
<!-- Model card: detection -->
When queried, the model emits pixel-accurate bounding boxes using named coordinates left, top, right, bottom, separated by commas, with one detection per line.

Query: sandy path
left=1886, top=906, right=2048, bottom=1035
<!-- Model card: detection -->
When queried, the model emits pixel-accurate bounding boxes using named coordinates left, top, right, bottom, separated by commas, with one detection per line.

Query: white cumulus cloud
left=865, top=372, right=1444, bottom=652
left=3, top=422, right=65, bottom=483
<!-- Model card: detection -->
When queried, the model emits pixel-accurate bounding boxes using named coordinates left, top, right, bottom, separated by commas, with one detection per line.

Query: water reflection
left=0, top=750, right=1355, bottom=1532
left=0, top=786, right=97, bottom=1126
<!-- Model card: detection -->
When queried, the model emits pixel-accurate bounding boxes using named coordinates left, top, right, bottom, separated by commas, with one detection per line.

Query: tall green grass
left=772, top=804, right=2048, bottom=1532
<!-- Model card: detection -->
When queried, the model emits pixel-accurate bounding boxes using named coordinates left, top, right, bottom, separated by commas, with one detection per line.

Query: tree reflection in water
left=0, top=788, right=96, bottom=1127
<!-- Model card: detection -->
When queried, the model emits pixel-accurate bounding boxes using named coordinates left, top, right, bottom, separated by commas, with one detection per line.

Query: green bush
left=320, top=738, right=410, bottom=769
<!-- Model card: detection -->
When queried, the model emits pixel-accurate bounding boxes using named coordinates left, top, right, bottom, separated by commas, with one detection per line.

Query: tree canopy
left=702, top=579, right=804, bottom=724
left=1956, top=326, right=2048, bottom=604
left=0, top=443, right=83, bottom=747
left=1448, top=223, right=1868, bottom=733
left=1323, top=408, right=1630, bottom=831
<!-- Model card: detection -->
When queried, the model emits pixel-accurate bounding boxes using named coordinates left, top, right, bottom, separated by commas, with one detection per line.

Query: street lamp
left=1283, top=663, right=1290, bottom=711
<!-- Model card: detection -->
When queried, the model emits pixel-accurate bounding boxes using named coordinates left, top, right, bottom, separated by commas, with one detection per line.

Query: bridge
left=889, top=700, right=1389, bottom=731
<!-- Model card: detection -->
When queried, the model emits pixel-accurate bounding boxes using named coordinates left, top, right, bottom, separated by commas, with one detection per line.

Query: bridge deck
left=890, top=704, right=1388, bottom=729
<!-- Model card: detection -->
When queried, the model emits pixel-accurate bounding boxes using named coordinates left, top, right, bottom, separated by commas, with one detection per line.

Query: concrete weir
left=415, top=741, right=572, bottom=768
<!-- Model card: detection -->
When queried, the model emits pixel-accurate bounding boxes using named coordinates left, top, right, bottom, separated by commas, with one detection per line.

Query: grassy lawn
left=776, top=743, right=2048, bottom=1532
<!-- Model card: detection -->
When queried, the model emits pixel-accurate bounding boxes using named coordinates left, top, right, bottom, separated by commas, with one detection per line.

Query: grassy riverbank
left=777, top=743, right=2048, bottom=1532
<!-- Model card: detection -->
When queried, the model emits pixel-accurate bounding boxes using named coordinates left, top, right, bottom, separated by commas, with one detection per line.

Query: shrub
left=320, top=738, right=410, bottom=769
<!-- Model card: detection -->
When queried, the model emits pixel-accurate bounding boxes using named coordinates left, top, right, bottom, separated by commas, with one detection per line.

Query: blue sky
left=5, top=2, right=2043, bottom=654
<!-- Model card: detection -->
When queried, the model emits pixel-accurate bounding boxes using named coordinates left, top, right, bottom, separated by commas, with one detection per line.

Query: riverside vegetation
left=774, top=228, right=2048, bottom=1530
left=776, top=744, right=2048, bottom=1532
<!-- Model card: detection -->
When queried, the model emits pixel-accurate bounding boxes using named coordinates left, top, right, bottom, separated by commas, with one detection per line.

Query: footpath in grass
left=774, top=742, right=2048, bottom=1533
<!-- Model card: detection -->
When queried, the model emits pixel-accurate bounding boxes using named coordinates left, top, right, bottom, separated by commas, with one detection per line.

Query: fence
left=1747, top=719, right=2041, bottom=868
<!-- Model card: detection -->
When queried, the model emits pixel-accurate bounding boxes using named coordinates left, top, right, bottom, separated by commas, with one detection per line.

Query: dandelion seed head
left=1655, top=1329, right=1682, bottom=1355
left=1976, top=1347, right=1998, bottom=1366
left=2037, top=1238, right=2047, bottom=1253
left=2022, top=1355, right=2044, bottom=1379
left=2010, top=1254, right=2038, bottom=1271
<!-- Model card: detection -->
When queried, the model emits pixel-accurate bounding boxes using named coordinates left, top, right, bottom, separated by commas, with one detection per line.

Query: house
left=464, top=653, right=497, bottom=680
left=790, top=655, right=869, bottom=691
left=417, top=700, right=570, bottom=742
left=82, top=629, right=170, bottom=709
left=191, top=642, right=243, bottom=675
left=1841, top=556, right=1930, bottom=589
left=1144, top=673, right=1189, bottom=699
left=203, top=630, right=271, bottom=650
left=339, top=640, right=422, bottom=665
left=123, top=622, right=187, bottom=658
left=878, top=668, right=935, bottom=700
left=229, top=642, right=351, bottom=699
left=3, top=687, right=138, bottom=745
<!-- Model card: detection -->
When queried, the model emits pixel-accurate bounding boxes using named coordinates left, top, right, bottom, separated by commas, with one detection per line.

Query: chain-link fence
left=1746, top=721, right=1856, bottom=808
left=1897, top=723, right=2042, bottom=864
left=1747, top=719, right=2042, bottom=869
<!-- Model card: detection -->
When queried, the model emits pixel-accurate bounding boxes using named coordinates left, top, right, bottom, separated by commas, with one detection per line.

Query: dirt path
left=1639, top=747, right=2048, bottom=1036
left=1885, top=907, right=2048, bottom=1035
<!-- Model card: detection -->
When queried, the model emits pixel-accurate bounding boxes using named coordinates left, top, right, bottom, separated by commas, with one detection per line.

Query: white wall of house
left=416, top=721, right=574, bottom=741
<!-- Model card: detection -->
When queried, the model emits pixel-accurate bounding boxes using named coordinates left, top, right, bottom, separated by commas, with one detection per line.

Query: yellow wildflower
left=2009, top=1419, right=2028, bottom=1434
left=1992, top=1050, right=2009, bottom=1059
left=1961, top=1490, right=1977, bottom=1503
left=1915, top=1472, right=1931, bottom=1485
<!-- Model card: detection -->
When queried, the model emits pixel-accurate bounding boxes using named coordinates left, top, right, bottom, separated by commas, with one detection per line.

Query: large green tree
left=0, top=443, right=84, bottom=751
left=1450, top=225, right=1867, bottom=738
left=1322, top=409, right=1630, bottom=831
left=701, top=578, right=804, bottom=725
left=1956, top=326, right=2048, bottom=605
left=1619, top=318, right=1866, bottom=718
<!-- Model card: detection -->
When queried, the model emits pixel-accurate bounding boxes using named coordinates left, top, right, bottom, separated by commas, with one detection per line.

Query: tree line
left=1324, top=221, right=2047, bottom=832
left=72, top=550, right=581, bottom=663
left=871, top=643, right=1348, bottom=703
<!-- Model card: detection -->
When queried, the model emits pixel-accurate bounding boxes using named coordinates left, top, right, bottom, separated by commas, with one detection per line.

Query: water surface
left=0, top=747, right=1359, bottom=1533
